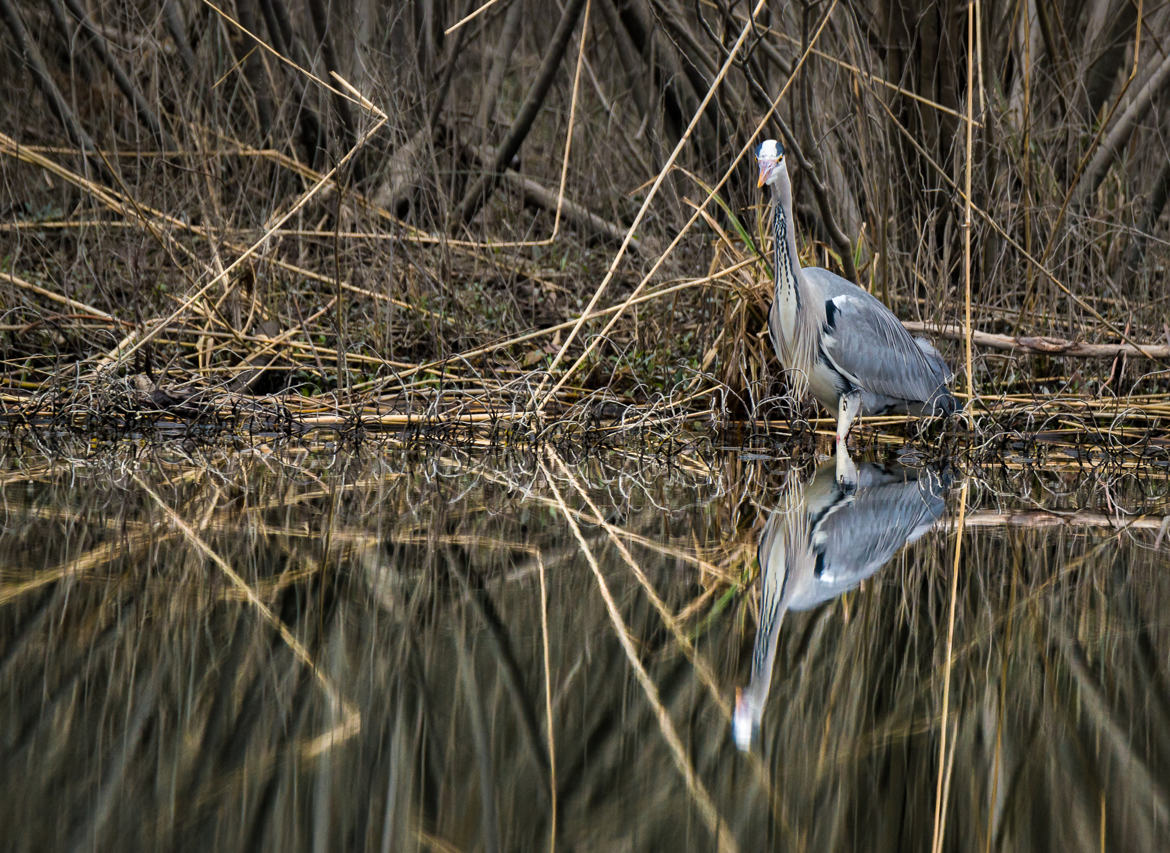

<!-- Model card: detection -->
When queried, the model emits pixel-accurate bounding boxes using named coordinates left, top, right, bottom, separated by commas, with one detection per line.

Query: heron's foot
left=835, top=444, right=858, bottom=490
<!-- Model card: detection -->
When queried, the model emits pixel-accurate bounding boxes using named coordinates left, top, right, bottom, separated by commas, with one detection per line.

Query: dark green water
left=1, top=441, right=1167, bottom=851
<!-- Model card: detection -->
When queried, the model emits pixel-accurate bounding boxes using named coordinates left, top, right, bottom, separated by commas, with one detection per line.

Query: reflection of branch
left=539, top=450, right=737, bottom=852
left=132, top=474, right=362, bottom=757
left=946, top=509, right=1168, bottom=534
left=903, top=321, right=1170, bottom=359
left=447, top=548, right=553, bottom=807
left=547, top=448, right=727, bottom=714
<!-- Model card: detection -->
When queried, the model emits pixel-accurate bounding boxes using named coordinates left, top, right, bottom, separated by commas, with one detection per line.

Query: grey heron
left=733, top=454, right=951, bottom=751
left=755, top=139, right=957, bottom=484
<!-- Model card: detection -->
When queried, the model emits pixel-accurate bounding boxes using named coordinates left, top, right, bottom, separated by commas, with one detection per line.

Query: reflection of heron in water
left=733, top=455, right=951, bottom=751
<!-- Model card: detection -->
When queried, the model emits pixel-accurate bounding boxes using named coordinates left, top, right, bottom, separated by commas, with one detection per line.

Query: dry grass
left=0, top=1, right=1167, bottom=462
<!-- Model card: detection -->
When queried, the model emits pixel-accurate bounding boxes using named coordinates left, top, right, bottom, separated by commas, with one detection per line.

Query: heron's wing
left=803, top=267, right=951, bottom=403
left=915, top=337, right=954, bottom=382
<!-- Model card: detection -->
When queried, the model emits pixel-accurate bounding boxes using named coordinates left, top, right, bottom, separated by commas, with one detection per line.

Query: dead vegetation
left=0, top=0, right=1168, bottom=458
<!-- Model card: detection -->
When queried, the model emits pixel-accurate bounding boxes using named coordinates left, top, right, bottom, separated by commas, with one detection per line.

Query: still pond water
left=1, top=439, right=1168, bottom=851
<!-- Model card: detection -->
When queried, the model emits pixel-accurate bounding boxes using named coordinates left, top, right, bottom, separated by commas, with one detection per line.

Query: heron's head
left=755, top=139, right=786, bottom=188
left=732, top=687, right=761, bottom=752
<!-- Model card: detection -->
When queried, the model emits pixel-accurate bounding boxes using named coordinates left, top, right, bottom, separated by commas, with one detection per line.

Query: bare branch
left=0, top=0, right=102, bottom=160
left=1077, top=45, right=1170, bottom=203
left=456, top=0, right=588, bottom=225
left=904, top=322, right=1170, bottom=359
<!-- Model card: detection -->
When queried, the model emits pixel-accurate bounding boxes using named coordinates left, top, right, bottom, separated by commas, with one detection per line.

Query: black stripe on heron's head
left=756, top=139, right=785, bottom=160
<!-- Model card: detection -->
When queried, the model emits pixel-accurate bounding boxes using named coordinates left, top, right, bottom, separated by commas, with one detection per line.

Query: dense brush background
left=4, top=6, right=1170, bottom=850
left=1, top=0, right=1166, bottom=420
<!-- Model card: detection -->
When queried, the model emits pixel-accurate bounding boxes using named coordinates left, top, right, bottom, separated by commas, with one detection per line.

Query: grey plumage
left=732, top=457, right=950, bottom=751
left=755, top=139, right=957, bottom=482
left=802, top=266, right=955, bottom=417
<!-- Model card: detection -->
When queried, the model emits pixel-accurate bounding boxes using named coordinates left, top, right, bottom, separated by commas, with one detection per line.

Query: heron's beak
left=757, top=157, right=779, bottom=188
left=732, top=687, right=755, bottom=751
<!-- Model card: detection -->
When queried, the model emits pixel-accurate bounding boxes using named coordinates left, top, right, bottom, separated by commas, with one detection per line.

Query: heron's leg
left=835, top=392, right=861, bottom=487
left=835, top=391, right=861, bottom=448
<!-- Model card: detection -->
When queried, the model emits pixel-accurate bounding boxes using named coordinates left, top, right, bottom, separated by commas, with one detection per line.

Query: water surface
left=1, top=440, right=1167, bottom=851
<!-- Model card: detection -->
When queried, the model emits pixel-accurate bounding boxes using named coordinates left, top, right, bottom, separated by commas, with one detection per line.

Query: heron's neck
left=743, top=478, right=815, bottom=720
left=771, top=186, right=803, bottom=302
left=768, top=183, right=823, bottom=395
left=744, top=587, right=785, bottom=710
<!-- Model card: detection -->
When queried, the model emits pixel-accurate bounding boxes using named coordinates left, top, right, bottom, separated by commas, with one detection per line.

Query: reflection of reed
left=1, top=445, right=1169, bottom=850
left=132, top=473, right=362, bottom=759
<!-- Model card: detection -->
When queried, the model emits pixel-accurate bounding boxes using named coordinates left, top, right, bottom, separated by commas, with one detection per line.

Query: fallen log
left=465, top=141, right=646, bottom=253
left=903, top=322, right=1170, bottom=359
